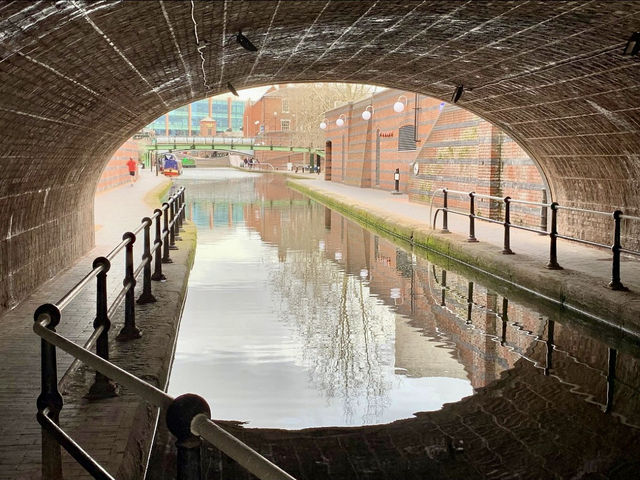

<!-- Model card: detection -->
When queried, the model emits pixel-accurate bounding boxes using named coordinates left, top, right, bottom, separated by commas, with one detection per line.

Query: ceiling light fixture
left=229, top=30, right=258, bottom=52
left=393, top=95, right=407, bottom=113
left=451, top=85, right=464, bottom=103
left=362, top=105, right=374, bottom=120
left=623, top=32, right=640, bottom=56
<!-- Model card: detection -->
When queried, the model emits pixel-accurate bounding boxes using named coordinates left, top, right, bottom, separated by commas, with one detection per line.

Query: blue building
left=147, top=94, right=246, bottom=136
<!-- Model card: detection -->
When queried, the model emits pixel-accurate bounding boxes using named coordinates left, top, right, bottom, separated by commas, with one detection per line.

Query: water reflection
left=168, top=169, right=640, bottom=434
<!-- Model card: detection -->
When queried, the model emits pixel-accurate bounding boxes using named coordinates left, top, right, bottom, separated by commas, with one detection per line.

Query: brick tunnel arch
left=1, top=1, right=639, bottom=312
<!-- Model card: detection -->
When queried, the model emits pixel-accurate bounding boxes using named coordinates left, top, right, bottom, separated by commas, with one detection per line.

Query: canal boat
left=160, top=153, right=182, bottom=177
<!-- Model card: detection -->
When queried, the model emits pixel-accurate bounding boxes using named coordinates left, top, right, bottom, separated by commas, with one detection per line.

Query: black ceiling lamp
left=623, top=32, right=640, bottom=56
left=227, top=82, right=239, bottom=96
left=230, top=30, right=258, bottom=52
left=451, top=85, right=464, bottom=103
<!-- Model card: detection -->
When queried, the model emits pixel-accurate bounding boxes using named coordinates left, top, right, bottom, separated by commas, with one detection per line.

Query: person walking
left=126, top=157, right=137, bottom=186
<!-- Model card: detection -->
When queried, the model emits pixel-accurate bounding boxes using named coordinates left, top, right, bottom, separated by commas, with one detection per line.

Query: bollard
left=87, top=257, right=119, bottom=397
left=34, top=304, right=64, bottom=480
left=467, top=192, right=478, bottom=242
left=162, top=202, right=173, bottom=264
left=545, top=202, right=562, bottom=270
left=609, top=210, right=627, bottom=290
left=502, top=196, right=514, bottom=254
left=166, top=394, right=211, bottom=480
left=117, top=233, right=142, bottom=341
left=151, top=209, right=167, bottom=280
left=137, top=217, right=157, bottom=304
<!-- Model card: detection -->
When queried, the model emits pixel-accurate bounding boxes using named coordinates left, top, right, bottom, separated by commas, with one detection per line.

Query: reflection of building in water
left=394, top=316, right=468, bottom=380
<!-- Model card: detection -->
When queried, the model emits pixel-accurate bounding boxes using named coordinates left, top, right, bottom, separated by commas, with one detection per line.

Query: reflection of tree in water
left=270, top=249, right=397, bottom=424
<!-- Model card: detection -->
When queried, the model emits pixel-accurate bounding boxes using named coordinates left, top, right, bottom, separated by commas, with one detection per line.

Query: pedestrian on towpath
left=126, top=157, right=137, bottom=186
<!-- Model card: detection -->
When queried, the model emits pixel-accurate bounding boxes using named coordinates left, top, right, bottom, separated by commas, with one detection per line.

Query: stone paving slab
left=287, top=177, right=640, bottom=337
left=0, top=170, right=192, bottom=479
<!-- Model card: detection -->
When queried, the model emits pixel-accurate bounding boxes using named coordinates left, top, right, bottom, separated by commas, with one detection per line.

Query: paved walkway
left=288, top=176, right=640, bottom=332
left=0, top=170, right=171, bottom=479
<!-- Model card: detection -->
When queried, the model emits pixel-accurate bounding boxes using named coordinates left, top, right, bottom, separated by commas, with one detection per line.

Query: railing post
left=34, top=303, right=64, bottom=480
left=609, top=210, right=627, bottom=290
left=182, top=189, right=187, bottom=224
left=137, top=217, right=157, bottom=304
left=440, top=269, right=447, bottom=306
left=544, top=319, right=554, bottom=376
left=500, top=298, right=509, bottom=346
left=546, top=202, right=563, bottom=270
left=174, top=194, right=183, bottom=241
left=539, top=188, right=548, bottom=235
left=87, top=257, right=118, bottom=398
left=151, top=209, right=167, bottom=281
left=166, top=394, right=211, bottom=480
left=441, top=188, right=449, bottom=233
left=169, top=198, right=179, bottom=250
left=604, top=347, right=617, bottom=413
left=178, top=189, right=185, bottom=230
left=502, top=196, right=514, bottom=254
left=162, top=202, right=173, bottom=264
left=466, top=281, right=474, bottom=323
left=467, top=192, right=478, bottom=242
left=117, top=233, right=142, bottom=341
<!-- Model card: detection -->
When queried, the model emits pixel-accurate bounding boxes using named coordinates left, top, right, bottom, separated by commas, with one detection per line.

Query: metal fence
left=33, top=187, right=297, bottom=480
left=429, top=188, right=640, bottom=291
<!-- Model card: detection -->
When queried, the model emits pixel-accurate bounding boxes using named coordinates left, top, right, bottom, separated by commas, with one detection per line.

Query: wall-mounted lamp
left=451, top=85, right=464, bottom=103
left=362, top=105, right=374, bottom=120
left=336, top=114, right=346, bottom=127
left=227, top=82, right=239, bottom=96
left=229, top=30, right=258, bottom=52
left=393, top=95, right=407, bottom=113
left=319, top=118, right=328, bottom=130
left=439, top=102, right=446, bottom=110
left=623, top=32, right=640, bottom=56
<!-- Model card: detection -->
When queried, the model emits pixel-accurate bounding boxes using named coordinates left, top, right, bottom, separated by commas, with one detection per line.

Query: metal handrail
left=34, top=185, right=298, bottom=480
left=429, top=187, right=640, bottom=290
left=192, top=415, right=297, bottom=480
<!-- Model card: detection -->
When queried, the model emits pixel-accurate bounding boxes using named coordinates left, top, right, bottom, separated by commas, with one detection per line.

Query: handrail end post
left=167, top=394, right=211, bottom=480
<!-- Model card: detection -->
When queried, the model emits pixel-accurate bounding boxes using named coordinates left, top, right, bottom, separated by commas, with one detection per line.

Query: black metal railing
left=429, top=188, right=640, bottom=291
left=33, top=186, right=295, bottom=480
left=427, top=264, right=619, bottom=412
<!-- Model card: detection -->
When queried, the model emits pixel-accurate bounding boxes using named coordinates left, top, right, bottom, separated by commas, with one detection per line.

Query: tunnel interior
left=1, top=1, right=639, bottom=312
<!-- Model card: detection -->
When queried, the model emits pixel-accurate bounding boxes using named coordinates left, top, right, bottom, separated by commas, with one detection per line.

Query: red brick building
left=96, top=139, right=140, bottom=193
left=323, top=89, right=547, bottom=225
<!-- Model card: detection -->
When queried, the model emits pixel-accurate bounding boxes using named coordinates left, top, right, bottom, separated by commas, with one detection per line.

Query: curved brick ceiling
left=1, top=1, right=639, bottom=310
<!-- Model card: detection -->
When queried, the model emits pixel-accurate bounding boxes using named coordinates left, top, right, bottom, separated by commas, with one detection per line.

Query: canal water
left=168, top=169, right=640, bottom=428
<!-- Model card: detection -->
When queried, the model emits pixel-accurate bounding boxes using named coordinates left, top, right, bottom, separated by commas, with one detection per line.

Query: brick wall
left=324, top=90, right=546, bottom=227
left=96, top=139, right=140, bottom=193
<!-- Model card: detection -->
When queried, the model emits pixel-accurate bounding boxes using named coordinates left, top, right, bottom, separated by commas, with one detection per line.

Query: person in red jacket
left=126, top=157, right=137, bottom=186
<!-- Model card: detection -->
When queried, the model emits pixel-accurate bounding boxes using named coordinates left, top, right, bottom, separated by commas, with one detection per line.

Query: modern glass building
left=147, top=95, right=246, bottom=136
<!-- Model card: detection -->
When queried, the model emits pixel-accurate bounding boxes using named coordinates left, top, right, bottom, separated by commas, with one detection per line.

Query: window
left=398, top=125, right=416, bottom=151
left=282, top=98, right=289, bottom=113
left=281, top=119, right=290, bottom=131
